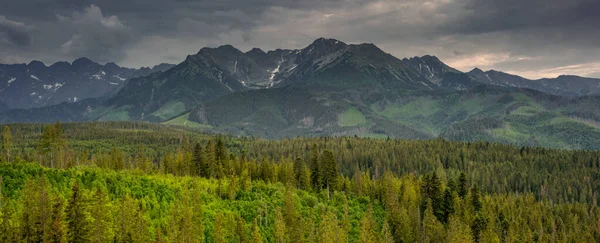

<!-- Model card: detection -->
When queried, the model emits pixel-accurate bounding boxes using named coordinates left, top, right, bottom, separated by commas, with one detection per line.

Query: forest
left=0, top=122, right=599, bottom=242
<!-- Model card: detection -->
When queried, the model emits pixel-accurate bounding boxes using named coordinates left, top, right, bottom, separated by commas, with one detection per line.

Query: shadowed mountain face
left=0, top=59, right=174, bottom=109
left=2, top=38, right=600, bottom=150
left=106, top=38, right=484, bottom=121
left=468, top=68, right=600, bottom=97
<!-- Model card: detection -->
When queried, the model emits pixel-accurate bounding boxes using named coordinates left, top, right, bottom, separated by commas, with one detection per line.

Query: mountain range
left=0, top=58, right=174, bottom=109
left=1, top=38, right=600, bottom=150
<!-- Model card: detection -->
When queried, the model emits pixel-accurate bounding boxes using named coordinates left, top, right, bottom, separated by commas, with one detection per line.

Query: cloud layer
left=1, top=0, right=599, bottom=78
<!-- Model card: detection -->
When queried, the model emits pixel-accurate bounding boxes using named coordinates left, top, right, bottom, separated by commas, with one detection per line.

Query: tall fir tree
left=67, top=180, right=89, bottom=243
left=309, top=144, right=321, bottom=190
left=1, top=126, right=11, bottom=163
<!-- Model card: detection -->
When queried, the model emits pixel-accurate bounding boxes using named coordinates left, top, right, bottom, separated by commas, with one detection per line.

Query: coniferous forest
left=0, top=122, right=599, bottom=242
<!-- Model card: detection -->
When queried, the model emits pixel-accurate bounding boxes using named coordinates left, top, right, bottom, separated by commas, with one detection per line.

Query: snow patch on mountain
left=113, top=74, right=127, bottom=81
left=43, top=83, right=65, bottom=91
left=92, top=71, right=106, bottom=80
left=269, top=58, right=284, bottom=87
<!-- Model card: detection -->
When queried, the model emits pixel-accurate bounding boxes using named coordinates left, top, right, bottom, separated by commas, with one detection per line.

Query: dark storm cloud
left=0, top=0, right=599, bottom=78
left=0, top=16, right=31, bottom=47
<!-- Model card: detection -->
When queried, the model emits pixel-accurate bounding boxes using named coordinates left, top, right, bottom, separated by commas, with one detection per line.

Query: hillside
left=180, top=86, right=600, bottom=150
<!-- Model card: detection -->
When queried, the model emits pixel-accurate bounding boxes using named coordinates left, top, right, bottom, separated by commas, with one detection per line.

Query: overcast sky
left=1, top=0, right=599, bottom=79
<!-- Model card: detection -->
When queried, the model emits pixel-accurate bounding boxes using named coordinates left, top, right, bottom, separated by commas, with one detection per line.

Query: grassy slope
left=163, top=112, right=213, bottom=129
left=338, top=107, right=367, bottom=127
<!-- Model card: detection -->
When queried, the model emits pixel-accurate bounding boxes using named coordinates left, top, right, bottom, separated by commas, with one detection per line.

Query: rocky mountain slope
left=468, top=68, right=600, bottom=96
left=0, top=58, right=174, bottom=109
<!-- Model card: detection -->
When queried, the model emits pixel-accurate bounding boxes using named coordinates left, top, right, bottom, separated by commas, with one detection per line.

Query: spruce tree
left=458, top=172, right=468, bottom=199
left=67, top=180, right=89, bottom=243
left=321, top=150, right=338, bottom=191
left=1, top=126, right=11, bottom=163
left=309, top=144, right=321, bottom=190
left=358, top=205, right=378, bottom=243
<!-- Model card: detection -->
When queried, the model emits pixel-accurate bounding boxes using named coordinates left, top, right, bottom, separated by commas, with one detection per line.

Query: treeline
left=1, top=122, right=599, bottom=205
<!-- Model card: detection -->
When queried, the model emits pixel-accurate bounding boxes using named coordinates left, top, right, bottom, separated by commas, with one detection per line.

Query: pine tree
left=380, top=220, right=395, bottom=243
left=309, top=144, right=321, bottom=190
left=274, top=207, right=287, bottom=243
left=46, top=197, right=68, bottom=243
left=471, top=214, right=488, bottom=243
left=458, top=172, right=468, bottom=199
left=214, top=213, right=225, bottom=243
left=318, top=210, right=346, bottom=243
left=204, top=141, right=215, bottom=178
left=236, top=215, right=248, bottom=243
left=441, top=187, right=455, bottom=224
left=447, top=215, right=473, bottom=243
left=251, top=218, right=263, bottom=243
left=293, top=158, right=310, bottom=190
left=321, top=150, right=338, bottom=191
left=471, top=184, right=482, bottom=212
left=90, top=188, right=114, bottom=243
left=67, top=180, right=89, bottom=243
left=358, top=205, right=378, bottom=243
left=193, top=142, right=204, bottom=177
left=1, top=126, right=12, bottom=163
left=116, top=194, right=150, bottom=243
left=422, top=200, right=444, bottom=243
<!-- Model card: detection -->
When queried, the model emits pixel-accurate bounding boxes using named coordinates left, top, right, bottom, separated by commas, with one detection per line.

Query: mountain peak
left=104, top=62, right=120, bottom=70
left=28, top=60, right=46, bottom=69
left=72, top=57, right=95, bottom=67
left=247, top=48, right=266, bottom=55
left=198, top=45, right=243, bottom=56
left=469, top=67, right=485, bottom=74
left=312, top=37, right=345, bottom=45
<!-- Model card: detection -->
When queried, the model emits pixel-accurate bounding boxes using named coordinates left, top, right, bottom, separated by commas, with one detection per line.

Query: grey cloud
left=0, top=0, right=599, bottom=79
left=0, top=15, right=31, bottom=47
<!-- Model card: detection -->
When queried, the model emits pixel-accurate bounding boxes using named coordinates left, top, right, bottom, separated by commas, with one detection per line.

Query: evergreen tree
left=471, top=214, right=488, bottom=243
left=46, top=197, right=68, bottom=243
left=447, top=215, right=473, bottom=243
left=293, top=157, right=309, bottom=190
left=380, top=220, right=395, bottom=243
left=321, top=150, right=338, bottom=191
left=67, top=180, right=89, bottom=243
left=422, top=200, right=444, bottom=243
left=471, top=184, right=482, bottom=212
left=89, top=188, right=113, bottom=243
left=214, top=213, right=225, bottom=243
left=236, top=215, right=248, bottom=243
left=193, top=142, right=204, bottom=177
left=309, top=144, right=321, bottom=190
left=1, top=126, right=11, bottom=163
left=441, top=187, right=455, bottom=224
left=458, top=172, right=468, bottom=199
left=251, top=218, right=263, bottom=243
left=274, top=207, right=287, bottom=243
left=358, top=205, right=378, bottom=243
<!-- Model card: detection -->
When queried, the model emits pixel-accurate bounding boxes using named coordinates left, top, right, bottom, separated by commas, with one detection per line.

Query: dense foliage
left=0, top=122, right=599, bottom=242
